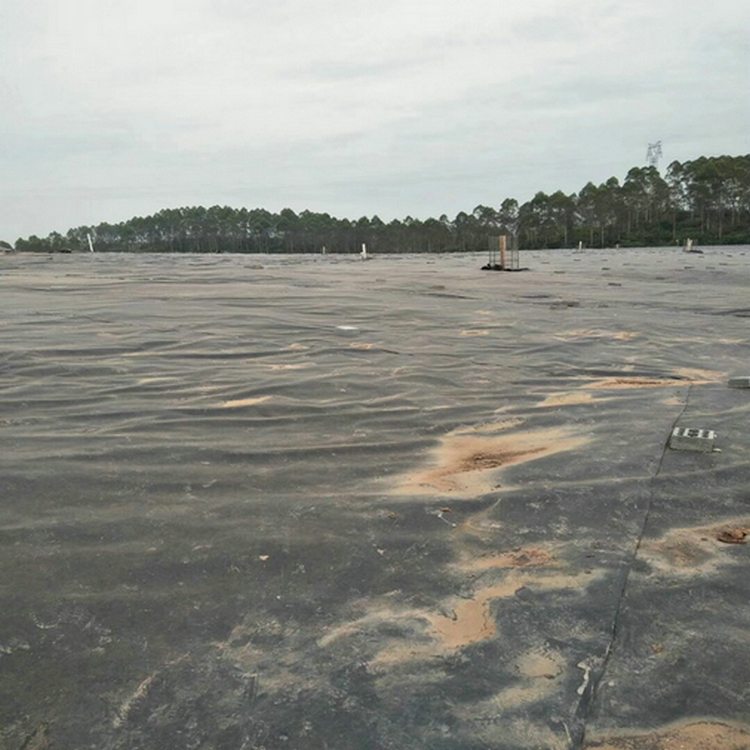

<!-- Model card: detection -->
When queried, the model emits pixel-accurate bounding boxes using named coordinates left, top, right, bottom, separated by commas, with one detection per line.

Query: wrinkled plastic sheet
left=1, top=247, right=750, bottom=749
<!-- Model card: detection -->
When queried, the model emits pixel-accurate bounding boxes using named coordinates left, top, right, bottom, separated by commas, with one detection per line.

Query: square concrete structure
left=669, top=427, right=717, bottom=452
left=728, top=377, right=750, bottom=389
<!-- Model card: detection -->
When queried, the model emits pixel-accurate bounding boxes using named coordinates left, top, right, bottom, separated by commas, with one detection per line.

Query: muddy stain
left=586, top=720, right=750, bottom=749
left=393, top=425, right=589, bottom=498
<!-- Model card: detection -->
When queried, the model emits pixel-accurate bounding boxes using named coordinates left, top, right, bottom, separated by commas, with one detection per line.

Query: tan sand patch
left=673, top=367, right=725, bottom=382
left=426, top=580, right=521, bottom=648
left=318, top=603, right=428, bottom=649
left=456, top=547, right=555, bottom=572
left=453, top=417, right=527, bottom=434
left=586, top=720, right=750, bottom=749
left=661, top=396, right=683, bottom=406
left=639, top=517, right=750, bottom=577
left=580, top=367, right=722, bottom=391
left=584, top=377, right=688, bottom=390
left=349, top=342, right=375, bottom=350
left=557, top=329, right=640, bottom=341
left=392, top=426, right=589, bottom=498
left=460, top=329, right=489, bottom=336
left=515, top=649, right=565, bottom=679
left=426, top=571, right=596, bottom=649
left=468, top=715, right=568, bottom=750
left=324, top=568, right=596, bottom=663
left=287, top=343, right=309, bottom=350
left=539, top=392, right=605, bottom=407
left=220, top=396, right=271, bottom=408
left=266, top=363, right=313, bottom=371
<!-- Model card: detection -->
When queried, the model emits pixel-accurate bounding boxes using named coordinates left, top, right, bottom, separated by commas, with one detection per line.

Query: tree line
left=13, top=154, right=750, bottom=254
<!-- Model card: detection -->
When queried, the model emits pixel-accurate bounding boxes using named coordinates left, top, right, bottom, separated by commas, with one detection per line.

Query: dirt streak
left=583, top=367, right=724, bottom=391
left=426, top=570, right=597, bottom=649
left=220, top=396, right=271, bottom=408
left=586, top=720, right=750, bottom=749
left=556, top=329, right=640, bottom=341
left=539, top=392, right=608, bottom=407
left=393, top=425, right=589, bottom=498
left=640, top=517, right=750, bottom=576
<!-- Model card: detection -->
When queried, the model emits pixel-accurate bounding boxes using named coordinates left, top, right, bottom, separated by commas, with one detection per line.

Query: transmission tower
left=646, top=141, right=663, bottom=168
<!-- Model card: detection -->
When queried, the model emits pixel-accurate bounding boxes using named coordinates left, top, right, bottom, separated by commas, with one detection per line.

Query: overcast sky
left=2, top=0, right=748, bottom=241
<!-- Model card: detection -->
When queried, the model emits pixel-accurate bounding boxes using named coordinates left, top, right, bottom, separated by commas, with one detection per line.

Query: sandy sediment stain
left=426, top=569, right=598, bottom=650
left=455, top=547, right=556, bottom=572
left=459, top=711, right=569, bottom=750
left=454, top=417, right=527, bottom=434
left=460, top=328, right=490, bottom=337
left=538, top=392, right=609, bottom=407
left=586, top=720, right=750, bottom=749
left=220, top=395, right=271, bottom=408
left=460, top=329, right=490, bottom=336
left=325, top=556, right=597, bottom=666
left=673, top=367, right=725, bottom=382
left=426, top=579, right=522, bottom=649
left=266, top=363, right=313, bottom=371
left=349, top=342, right=375, bottom=350
left=556, top=329, right=640, bottom=341
left=14, top=723, right=52, bottom=750
left=583, top=377, right=690, bottom=390
left=640, top=518, right=750, bottom=577
left=113, top=654, right=188, bottom=728
left=661, top=395, right=683, bottom=406
left=515, top=648, right=565, bottom=679
left=582, top=367, right=724, bottom=391
left=454, top=648, right=567, bottom=740
left=318, top=604, right=430, bottom=650
left=392, top=425, right=589, bottom=498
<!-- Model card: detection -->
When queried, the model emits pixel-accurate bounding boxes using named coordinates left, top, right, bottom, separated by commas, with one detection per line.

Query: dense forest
left=13, top=154, right=750, bottom=254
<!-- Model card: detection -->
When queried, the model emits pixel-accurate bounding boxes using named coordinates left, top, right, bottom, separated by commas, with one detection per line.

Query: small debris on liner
left=728, top=376, right=750, bottom=389
left=440, top=507, right=452, bottom=513
left=716, top=528, right=747, bottom=544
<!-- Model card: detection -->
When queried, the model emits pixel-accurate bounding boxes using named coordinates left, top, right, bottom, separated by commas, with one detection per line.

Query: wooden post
left=500, top=235, right=507, bottom=269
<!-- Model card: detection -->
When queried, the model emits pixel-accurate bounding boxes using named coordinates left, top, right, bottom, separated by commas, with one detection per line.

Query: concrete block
left=728, top=377, right=750, bottom=389
left=669, top=427, right=717, bottom=453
